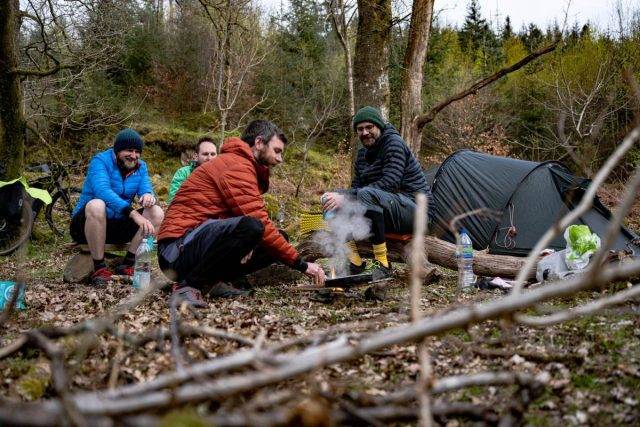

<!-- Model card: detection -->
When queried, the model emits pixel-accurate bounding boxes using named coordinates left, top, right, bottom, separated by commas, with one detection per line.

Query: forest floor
left=1, top=157, right=639, bottom=425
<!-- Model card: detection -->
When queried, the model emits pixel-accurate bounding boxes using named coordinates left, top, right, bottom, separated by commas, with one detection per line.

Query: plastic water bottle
left=457, top=228, right=475, bottom=292
left=133, top=236, right=153, bottom=290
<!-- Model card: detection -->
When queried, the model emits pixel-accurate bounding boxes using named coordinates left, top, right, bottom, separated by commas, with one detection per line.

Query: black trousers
left=158, top=216, right=281, bottom=289
left=355, top=187, right=419, bottom=244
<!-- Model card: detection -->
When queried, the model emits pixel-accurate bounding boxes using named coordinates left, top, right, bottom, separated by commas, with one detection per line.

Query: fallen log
left=296, top=232, right=535, bottom=279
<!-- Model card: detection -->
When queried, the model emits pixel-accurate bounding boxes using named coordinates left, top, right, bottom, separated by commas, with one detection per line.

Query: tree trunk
left=400, top=0, right=434, bottom=156
left=353, top=0, right=391, bottom=119
left=327, top=0, right=355, bottom=118
left=297, top=234, right=535, bottom=279
left=0, top=0, right=26, bottom=181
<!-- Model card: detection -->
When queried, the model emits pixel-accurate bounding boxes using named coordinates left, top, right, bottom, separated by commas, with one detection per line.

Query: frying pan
left=324, top=272, right=373, bottom=287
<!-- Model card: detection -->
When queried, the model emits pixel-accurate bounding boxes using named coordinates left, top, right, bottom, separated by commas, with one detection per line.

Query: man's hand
left=140, top=193, right=156, bottom=208
left=240, top=250, right=253, bottom=265
left=130, top=210, right=155, bottom=236
left=304, top=262, right=326, bottom=287
left=321, top=192, right=344, bottom=212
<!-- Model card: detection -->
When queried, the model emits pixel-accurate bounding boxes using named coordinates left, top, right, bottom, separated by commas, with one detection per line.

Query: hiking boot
left=115, top=264, right=134, bottom=277
left=172, top=285, right=207, bottom=308
left=91, top=267, right=114, bottom=286
left=206, top=282, right=251, bottom=299
left=348, top=262, right=367, bottom=275
left=230, top=276, right=252, bottom=290
left=370, top=261, right=393, bottom=281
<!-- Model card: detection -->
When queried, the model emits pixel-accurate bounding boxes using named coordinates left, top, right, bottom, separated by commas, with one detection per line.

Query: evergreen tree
left=502, top=16, right=513, bottom=41
left=458, top=0, right=499, bottom=71
left=520, top=23, right=544, bottom=52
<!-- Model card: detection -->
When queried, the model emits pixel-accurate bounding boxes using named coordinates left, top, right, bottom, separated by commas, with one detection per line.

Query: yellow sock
left=372, top=243, right=389, bottom=268
left=345, top=240, right=363, bottom=266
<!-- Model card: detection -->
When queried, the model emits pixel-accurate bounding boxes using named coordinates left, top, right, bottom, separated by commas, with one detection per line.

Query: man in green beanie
left=321, top=106, right=434, bottom=279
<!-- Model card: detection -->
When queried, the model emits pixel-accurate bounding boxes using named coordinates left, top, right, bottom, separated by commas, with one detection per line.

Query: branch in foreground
left=2, top=259, right=638, bottom=422
left=414, top=41, right=559, bottom=130
left=517, top=283, right=640, bottom=326
left=368, top=371, right=542, bottom=406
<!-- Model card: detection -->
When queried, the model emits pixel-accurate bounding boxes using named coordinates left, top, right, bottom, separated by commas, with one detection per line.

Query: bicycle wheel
left=0, top=194, right=33, bottom=256
left=45, top=187, right=81, bottom=237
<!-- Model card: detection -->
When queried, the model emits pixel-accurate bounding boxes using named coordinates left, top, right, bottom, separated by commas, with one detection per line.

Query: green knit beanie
left=352, top=106, right=386, bottom=131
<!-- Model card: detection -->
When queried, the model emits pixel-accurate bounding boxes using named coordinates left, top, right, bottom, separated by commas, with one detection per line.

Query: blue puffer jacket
left=73, top=148, right=154, bottom=220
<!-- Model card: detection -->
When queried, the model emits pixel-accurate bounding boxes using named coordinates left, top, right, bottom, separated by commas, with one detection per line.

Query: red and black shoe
left=91, top=267, right=114, bottom=286
left=115, top=264, right=134, bottom=277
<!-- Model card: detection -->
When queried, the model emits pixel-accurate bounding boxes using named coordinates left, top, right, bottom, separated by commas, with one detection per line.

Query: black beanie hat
left=352, top=106, right=386, bottom=131
left=114, top=128, right=143, bottom=153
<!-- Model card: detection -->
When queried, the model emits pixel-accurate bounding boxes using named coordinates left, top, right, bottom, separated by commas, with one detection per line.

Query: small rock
left=542, top=400, right=556, bottom=410
left=576, top=411, right=588, bottom=424
left=509, top=354, right=525, bottom=365
left=536, top=371, right=551, bottom=384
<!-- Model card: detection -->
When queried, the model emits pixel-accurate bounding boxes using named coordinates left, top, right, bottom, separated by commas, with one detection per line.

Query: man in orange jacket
left=157, top=120, right=325, bottom=306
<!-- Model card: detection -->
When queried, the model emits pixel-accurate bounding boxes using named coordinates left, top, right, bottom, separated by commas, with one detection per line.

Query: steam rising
left=314, top=197, right=371, bottom=277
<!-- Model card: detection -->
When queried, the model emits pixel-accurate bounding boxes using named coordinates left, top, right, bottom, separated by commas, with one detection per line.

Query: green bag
left=564, top=225, right=601, bottom=270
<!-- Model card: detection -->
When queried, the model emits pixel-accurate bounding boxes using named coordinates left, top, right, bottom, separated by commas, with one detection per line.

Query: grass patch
left=571, top=373, right=604, bottom=391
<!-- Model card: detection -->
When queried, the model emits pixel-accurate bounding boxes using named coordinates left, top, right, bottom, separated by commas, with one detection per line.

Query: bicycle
left=0, top=162, right=82, bottom=256
left=0, top=183, right=33, bottom=256
left=27, top=162, right=82, bottom=237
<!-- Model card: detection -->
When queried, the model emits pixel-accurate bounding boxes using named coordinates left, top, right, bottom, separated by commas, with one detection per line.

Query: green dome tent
left=426, top=150, right=639, bottom=256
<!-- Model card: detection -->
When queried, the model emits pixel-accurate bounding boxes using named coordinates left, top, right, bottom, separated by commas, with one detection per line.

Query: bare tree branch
left=415, top=41, right=559, bottom=131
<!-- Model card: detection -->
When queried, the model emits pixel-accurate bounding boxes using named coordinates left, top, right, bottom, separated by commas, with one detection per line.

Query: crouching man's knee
left=237, top=216, right=264, bottom=243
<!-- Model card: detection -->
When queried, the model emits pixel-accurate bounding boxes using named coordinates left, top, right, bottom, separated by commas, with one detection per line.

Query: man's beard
left=117, top=157, right=138, bottom=171
left=256, top=149, right=273, bottom=167
left=360, top=135, right=377, bottom=147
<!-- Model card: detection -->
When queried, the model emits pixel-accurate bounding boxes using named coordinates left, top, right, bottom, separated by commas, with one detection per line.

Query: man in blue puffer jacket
left=71, top=128, right=164, bottom=285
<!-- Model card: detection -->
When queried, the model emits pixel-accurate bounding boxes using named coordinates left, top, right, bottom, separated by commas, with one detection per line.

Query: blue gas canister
left=0, top=281, right=26, bottom=311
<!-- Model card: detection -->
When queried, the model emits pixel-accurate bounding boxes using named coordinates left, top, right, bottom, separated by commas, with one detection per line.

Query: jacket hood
left=221, top=137, right=270, bottom=193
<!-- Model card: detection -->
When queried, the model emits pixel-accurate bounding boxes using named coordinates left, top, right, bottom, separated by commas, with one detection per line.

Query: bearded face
left=355, top=122, right=381, bottom=148
left=116, top=149, right=141, bottom=171
left=254, top=136, right=284, bottom=168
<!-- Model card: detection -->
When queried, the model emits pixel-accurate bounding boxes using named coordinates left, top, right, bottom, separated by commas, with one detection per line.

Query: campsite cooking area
left=1, top=169, right=639, bottom=425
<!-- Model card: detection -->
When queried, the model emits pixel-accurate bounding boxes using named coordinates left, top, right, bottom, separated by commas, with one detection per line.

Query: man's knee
left=144, top=205, right=164, bottom=224
left=85, top=199, right=106, bottom=219
left=356, top=187, right=380, bottom=205
left=236, top=216, right=264, bottom=242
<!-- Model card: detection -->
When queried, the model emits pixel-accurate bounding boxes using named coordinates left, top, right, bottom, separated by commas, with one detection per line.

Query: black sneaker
left=348, top=262, right=367, bottom=275
left=206, top=282, right=251, bottom=299
left=370, top=261, right=393, bottom=281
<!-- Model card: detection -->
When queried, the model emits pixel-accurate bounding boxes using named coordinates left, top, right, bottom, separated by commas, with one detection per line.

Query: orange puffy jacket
left=158, top=137, right=300, bottom=266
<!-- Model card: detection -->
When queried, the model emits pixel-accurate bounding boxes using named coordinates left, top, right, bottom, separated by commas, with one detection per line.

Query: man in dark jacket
left=322, top=106, right=434, bottom=278
left=71, top=128, right=164, bottom=286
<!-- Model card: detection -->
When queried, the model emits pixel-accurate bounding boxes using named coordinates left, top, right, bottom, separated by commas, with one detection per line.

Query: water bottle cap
left=460, top=227, right=468, bottom=235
